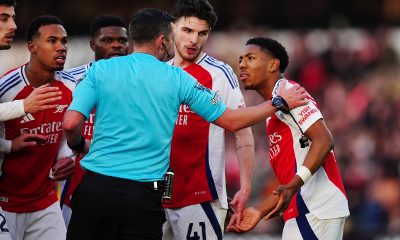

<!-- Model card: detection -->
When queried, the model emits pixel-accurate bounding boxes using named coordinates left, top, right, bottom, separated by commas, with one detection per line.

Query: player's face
left=91, top=26, right=129, bottom=60
left=29, top=24, right=68, bottom=71
left=0, top=5, right=16, bottom=50
left=173, top=16, right=210, bottom=63
left=239, top=44, right=273, bottom=90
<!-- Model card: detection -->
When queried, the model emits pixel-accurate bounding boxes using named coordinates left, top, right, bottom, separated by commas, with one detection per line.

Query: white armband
left=296, top=166, right=312, bottom=183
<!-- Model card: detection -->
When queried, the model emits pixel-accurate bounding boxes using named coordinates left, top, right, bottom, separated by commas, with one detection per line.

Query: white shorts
left=163, top=200, right=227, bottom=240
left=61, top=204, right=72, bottom=228
left=282, top=213, right=346, bottom=240
left=0, top=208, right=11, bottom=240
left=3, top=201, right=66, bottom=240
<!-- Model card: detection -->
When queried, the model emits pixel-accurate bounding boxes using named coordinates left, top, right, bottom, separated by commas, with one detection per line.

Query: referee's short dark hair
left=172, top=0, right=217, bottom=29
left=0, top=0, right=16, bottom=7
left=26, top=15, right=63, bottom=42
left=246, top=37, right=289, bottom=73
left=90, top=15, right=127, bottom=40
left=129, top=8, right=174, bottom=44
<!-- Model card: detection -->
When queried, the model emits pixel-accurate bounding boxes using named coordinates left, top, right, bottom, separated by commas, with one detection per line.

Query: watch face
left=272, top=96, right=289, bottom=113
left=272, top=96, right=283, bottom=108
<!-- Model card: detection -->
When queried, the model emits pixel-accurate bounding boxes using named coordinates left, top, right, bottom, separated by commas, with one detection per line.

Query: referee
left=63, top=8, right=307, bottom=240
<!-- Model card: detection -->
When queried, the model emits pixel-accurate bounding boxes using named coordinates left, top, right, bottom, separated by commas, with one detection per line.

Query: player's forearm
left=214, top=100, right=276, bottom=133
left=0, top=100, right=25, bottom=122
left=291, top=120, right=334, bottom=188
left=63, top=110, right=85, bottom=146
left=255, top=194, right=280, bottom=217
left=234, top=127, right=255, bottom=193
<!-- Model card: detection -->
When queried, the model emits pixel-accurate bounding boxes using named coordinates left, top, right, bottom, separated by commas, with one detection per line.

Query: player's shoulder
left=201, top=54, right=234, bottom=71
left=0, top=65, right=24, bottom=82
left=54, top=71, right=77, bottom=91
left=0, top=65, right=27, bottom=101
left=200, top=54, right=238, bottom=88
left=272, top=78, right=301, bottom=96
left=0, top=65, right=25, bottom=91
left=66, top=63, right=91, bottom=77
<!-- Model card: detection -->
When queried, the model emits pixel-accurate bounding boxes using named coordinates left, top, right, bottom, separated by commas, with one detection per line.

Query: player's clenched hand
left=227, top=207, right=262, bottom=233
left=51, top=157, right=75, bottom=181
left=11, top=133, right=47, bottom=152
left=277, top=79, right=308, bottom=110
left=24, top=84, right=62, bottom=114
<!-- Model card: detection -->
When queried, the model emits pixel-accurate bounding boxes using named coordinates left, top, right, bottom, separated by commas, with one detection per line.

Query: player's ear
left=89, top=40, right=95, bottom=52
left=156, top=34, right=164, bottom=48
left=269, top=58, right=280, bottom=72
left=172, top=22, right=177, bottom=33
left=27, top=40, right=36, bottom=53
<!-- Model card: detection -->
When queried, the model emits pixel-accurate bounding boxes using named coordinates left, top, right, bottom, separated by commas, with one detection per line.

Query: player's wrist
left=67, top=135, right=86, bottom=152
left=296, top=166, right=312, bottom=184
left=271, top=95, right=290, bottom=113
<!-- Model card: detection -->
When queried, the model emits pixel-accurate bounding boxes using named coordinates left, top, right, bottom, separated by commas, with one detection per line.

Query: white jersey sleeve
left=273, top=79, right=323, bottom=132
left=202, top=56, right=245, bottom=109
left=0, top=100, right=25, bottom=122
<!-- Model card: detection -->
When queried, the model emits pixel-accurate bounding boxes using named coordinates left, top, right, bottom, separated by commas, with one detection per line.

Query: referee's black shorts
left=66, top=170, right=165, bottom=240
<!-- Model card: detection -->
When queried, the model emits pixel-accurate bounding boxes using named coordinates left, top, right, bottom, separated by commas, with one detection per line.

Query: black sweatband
left=67, top=135, right=85, bottom=151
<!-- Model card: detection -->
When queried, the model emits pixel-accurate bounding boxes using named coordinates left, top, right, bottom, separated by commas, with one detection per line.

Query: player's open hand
left=11, top=133, right=47, bottom=152
left=277, top=79, right=308, bottom=110
left=24, top=84, right=62, bottom=114
left=227, top=207, right=262, bottom=233
left=50, top=157, right=75, bottom=181
left=229, top=189, right=250, bottom=227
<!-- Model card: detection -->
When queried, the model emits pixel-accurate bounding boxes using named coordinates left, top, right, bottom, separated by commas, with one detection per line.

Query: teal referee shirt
left=68, top=53, right=226, bottom=181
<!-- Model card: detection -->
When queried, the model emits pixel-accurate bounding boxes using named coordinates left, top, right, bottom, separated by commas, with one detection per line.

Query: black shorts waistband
left=85, top=170, right=164, bottom=191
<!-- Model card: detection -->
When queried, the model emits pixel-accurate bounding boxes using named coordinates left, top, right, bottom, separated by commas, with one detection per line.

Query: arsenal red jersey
left=164, top=54, right=245, bottom=209
left=267, top=79, right=349, bottom=222
left=0, top=65, right=76, bottom=213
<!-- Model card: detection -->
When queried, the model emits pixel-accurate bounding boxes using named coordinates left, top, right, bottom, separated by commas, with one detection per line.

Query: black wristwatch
left=271, top=95, right=290, bottom=113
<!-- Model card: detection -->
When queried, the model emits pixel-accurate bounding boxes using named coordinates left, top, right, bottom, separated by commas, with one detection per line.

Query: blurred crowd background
left=1, top=0, right=400, bottom=239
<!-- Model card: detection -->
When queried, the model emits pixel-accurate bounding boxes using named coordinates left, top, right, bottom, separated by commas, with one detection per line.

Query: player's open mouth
left=186, top=47, right=197, bottom=55
left=240, top=72, right=248, bottom=81
left=55, top=55, right=66, bottom=64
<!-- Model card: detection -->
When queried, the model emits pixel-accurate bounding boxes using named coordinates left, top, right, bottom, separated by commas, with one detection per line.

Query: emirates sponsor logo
left=176, top=105, right=194, bottom=126
left=20, top=121, right=63, bottom=145
left=269, top=132, right=282, bottom=160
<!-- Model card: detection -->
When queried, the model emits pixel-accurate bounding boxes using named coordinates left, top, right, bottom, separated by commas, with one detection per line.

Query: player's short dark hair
left=172, top=0, right=217, bottom=29
left=129, top=8, right=174, bottom=44
left=26, top=15, right=63, bottom=42
left=0, top=0, right=16, bottom=7
left=90, top=15, right=127, bottom=39
left=246, top=37, right=289, bottom=73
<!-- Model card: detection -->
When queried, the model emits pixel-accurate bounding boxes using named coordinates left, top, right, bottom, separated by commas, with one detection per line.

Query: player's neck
left=259, top=76, right=281, bottom=100
left=173, top=51, right=203, bottom=69
left=25, top=61, right=55, bottom=88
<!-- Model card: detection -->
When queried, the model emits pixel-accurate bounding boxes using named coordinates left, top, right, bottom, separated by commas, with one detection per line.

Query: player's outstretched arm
left=213, top=80, right=308, bottom=133
left=24, top=84, right=62, bottom=114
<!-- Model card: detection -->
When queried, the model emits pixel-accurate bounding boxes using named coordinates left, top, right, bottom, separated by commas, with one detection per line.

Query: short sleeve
left=178, top=70, right=226, bottom=122
left=68, top=64, right=98, bottom=119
